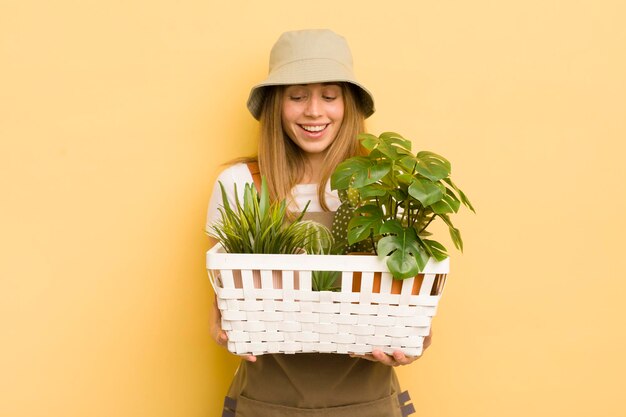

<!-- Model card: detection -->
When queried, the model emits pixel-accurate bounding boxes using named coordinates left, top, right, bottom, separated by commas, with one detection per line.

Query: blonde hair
left=256, top=83, right=366, bottom=211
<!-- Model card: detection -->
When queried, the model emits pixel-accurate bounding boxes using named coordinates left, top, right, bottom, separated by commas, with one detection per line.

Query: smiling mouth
left=299, top=124, right=328, bottom=133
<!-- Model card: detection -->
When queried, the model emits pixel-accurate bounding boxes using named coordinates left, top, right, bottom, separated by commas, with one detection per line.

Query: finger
left=423, top=338, right=432, bottom=350
left=371, top=350, right=397, bottom=367
left=423, top=330, right=433, bottom=350
left=352, top=351, right=402, bottom=367
left=350, top=353, right=390, bottom=364
left=243, top=355, right=257, bottom=362
left=392, top=350, right=407, bottom=364
left=392, top=350, right=418, bottom=366
left=349, top=353, right=375, bottom=362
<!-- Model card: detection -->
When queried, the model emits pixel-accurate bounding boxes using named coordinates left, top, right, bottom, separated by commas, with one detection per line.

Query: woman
left=207, top=29, right=429, bottom=417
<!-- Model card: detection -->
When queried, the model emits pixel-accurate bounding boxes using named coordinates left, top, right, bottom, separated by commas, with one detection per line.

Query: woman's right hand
left=210, top=294, right=257, bottom=362
left=210, top=295, right=229, bottom=347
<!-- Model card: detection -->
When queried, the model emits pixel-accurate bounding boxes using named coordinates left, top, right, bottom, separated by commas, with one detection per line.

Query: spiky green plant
left=207, top=177, right=333, bottom=256
left=311, top=270, right=341, bottom=292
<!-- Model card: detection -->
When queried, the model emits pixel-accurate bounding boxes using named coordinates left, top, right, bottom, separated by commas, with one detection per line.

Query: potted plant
left=207, top=177, right=332, bottom=255
left=207, top=177, right=333, bottom=289
left=330, top=131, right=474, bottom=280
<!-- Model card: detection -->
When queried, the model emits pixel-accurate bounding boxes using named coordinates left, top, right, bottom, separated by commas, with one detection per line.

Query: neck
left=301, top=152, right=325, bottom=184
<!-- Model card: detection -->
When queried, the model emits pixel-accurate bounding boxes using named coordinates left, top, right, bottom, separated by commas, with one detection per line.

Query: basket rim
left=206, top=243, right=450, bottom=274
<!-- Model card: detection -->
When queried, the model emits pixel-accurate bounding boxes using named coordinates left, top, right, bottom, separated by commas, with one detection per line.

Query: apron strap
left=222, top=396, right=237, bottom=417
left=246, top=161, right=262, bottom=193
left=398, top=390, right=416, bottom=416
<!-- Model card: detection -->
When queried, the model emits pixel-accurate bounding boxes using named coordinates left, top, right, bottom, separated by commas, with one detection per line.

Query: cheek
left=280, top=113, right=297, bottom=141
left=281, top=107, right=293, bottom=127
left=281, top=101, right=300, bottom=122
left=330, top=98, right=345, bottom=122
left=331, top=104, right=345, bottom=124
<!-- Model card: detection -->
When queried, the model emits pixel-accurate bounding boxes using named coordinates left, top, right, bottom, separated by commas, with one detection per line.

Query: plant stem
left=419, top=214, right=437, bottom=234
left=404, top=198, right=411, bottom=226
left=369, top=232, right=378, bottom=255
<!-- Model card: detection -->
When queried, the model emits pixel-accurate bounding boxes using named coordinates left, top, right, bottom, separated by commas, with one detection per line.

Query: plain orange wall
left=2, top=1, right=625, bottom=416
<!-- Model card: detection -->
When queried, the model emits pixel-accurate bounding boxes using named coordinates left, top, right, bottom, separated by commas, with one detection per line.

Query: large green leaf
left=375, top=132, right=413, bottom=160
left=388, top=186, right=408, bottom=202
left=414, top=151, right=451, bottom=181
left=385, top=248, right=420, bottom=279
left=331, top=156, right=368, bottom=190
left=347, top=205, right=384, bottom=244
left=431, top=191, right=461, bottom=214
left=399, top=155, right=417, bottom=172
left=378, top=218, right=405, bottom=235
left=330, top=157, right=391, bottom=190
left=359, top=183, right=387, bottom=199
left=443, top=178, right=475, bottom=212
left=439, top=214, right=464, bottom=251
left=422, top=239, right=449, bottom=261
left=358, top=133, right=381, bottom=151
left=379, top=131, right=413, bottom=148
left=377, top=220, right=424, bottom=278
left=396, top=173, right=416, bottom=187
left=354, top=161, right=391, bottom=188
left=358, top=132, right=413, bottom=160
left=408, top=178, right=444, bottom=207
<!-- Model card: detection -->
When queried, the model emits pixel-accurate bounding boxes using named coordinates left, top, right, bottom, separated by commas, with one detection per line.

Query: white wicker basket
left=206, top=243, right=449, bottom=356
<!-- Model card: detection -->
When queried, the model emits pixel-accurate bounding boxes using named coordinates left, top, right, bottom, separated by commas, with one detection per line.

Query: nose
left=304, top=95, right=321, bottom=118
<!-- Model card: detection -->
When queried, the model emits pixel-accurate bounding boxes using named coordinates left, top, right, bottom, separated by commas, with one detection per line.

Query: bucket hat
left=247, top=29, right=375, bottom=120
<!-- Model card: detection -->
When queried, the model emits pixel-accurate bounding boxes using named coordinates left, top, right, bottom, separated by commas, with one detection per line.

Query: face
left=281, top=83, right=345, bottom=159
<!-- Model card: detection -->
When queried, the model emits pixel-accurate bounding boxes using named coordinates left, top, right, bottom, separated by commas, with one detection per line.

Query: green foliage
left=330, top=132, right=475, bottom=279
left=207, top=177, right=333, bottom=255
left=208, top=176, right=337, bottom=292
left=312, top=270, right=341, bottom=292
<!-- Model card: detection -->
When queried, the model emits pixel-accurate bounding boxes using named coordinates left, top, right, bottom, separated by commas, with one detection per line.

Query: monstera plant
left=330, top=132, right=475, bottom=279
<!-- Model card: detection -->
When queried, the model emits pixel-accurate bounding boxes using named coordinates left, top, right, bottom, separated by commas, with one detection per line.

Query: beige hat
left=247, top=29, right=375, bottom=120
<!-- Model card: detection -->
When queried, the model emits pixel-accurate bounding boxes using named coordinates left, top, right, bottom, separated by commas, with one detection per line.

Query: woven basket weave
left=207, top=244, right=449, bottom=356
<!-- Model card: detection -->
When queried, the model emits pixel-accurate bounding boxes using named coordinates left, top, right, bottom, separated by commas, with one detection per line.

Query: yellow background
left=2, top=1, right=625, bottom=416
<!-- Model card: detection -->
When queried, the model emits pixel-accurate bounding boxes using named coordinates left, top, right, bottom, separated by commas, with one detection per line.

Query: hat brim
left=247, top=58, right=375, bottom=120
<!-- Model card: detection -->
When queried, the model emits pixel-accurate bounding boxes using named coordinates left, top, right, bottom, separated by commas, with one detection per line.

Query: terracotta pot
left=230, top=268, right=301, bottom=289
left=351, top=270, right=424, bottom=295
left=344, top=252, right=450, bottom=296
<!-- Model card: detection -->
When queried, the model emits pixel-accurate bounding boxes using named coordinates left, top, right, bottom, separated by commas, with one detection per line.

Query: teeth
left=301, top=125, right=326, bottom=132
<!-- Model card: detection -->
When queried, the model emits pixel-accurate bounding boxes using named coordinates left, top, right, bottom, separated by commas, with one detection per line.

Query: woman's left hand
left=350, top=329, right=432, bottom=367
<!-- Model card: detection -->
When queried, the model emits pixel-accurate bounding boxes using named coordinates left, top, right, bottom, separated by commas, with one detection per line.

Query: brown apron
left=219, top=208, right=416, bottom=417
left=221, top=353, right=417, bottom=417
